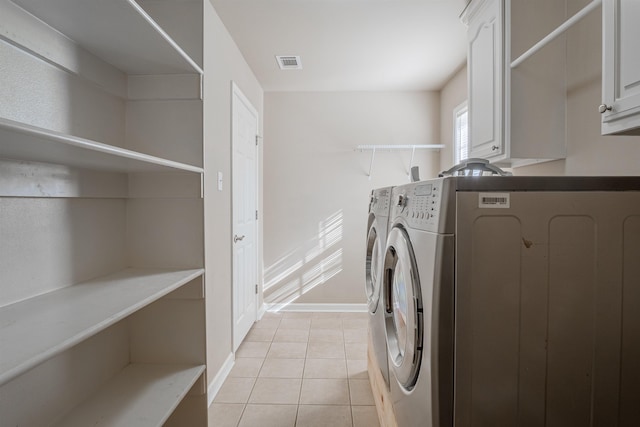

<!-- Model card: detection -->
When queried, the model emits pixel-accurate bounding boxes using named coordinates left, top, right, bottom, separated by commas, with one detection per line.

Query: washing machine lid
left=365, top=221, right=383, bottom=313
left=384, top=225, right=423, bottom=391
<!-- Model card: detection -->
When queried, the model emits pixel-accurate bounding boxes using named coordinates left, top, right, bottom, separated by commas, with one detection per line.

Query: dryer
left=365, top=186, right=393, bottom=388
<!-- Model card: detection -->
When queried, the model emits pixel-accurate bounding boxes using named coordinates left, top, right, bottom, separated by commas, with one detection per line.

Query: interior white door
left=232, top=82, right=259, bottom=351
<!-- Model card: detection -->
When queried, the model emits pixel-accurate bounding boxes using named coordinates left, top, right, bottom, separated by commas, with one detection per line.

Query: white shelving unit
left=0, top=0, right=207, bottom=425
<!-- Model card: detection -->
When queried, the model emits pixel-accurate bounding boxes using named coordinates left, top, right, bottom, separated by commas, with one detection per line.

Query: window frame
left=453, top=101, right=469, bottom=165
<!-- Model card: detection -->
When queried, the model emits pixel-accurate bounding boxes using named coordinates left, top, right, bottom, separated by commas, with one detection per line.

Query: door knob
left=234, top=234, right=245, bottom=243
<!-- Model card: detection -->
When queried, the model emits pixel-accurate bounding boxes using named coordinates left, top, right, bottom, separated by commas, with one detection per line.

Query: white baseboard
left=257, top=303, right=267, bottom=320
left=207, top=352, right=235, bottom=406
left=265, top=303, right=367, bottom=313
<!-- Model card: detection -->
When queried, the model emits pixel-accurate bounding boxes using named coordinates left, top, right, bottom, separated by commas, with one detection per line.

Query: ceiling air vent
left=276, top=55, right=302, bottom=70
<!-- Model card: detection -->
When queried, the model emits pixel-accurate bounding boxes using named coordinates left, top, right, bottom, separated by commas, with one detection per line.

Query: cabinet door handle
left=234, top=234, right=245, bottom=243
left=491, top=145, right=500, bottom=151
left=598, top=104, right=612, bottom=114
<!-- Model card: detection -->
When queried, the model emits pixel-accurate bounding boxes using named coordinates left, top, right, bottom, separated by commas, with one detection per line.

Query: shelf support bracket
left=367, top=147, right=376, bottom=180
left=407, top=146, right=416, bottom=181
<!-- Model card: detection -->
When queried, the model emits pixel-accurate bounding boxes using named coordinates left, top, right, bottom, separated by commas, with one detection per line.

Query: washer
left=383, top=180, right=454, bottom=427
left=365, top=186, right=393, bottom=388
left=382, top=175, right=640, bottom=427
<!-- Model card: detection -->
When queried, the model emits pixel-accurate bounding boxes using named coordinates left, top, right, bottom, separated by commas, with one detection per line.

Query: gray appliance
left=366, top=186, right=393, bottom=388
left=383, top=176, right=640, bottom=427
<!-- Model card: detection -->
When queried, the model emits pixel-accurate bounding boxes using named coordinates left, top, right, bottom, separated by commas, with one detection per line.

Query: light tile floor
left=209, top=311, right=380, bottom=427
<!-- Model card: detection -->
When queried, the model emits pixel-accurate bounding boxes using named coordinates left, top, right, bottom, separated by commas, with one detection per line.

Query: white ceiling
left=211, top=0, right=470, bottom=92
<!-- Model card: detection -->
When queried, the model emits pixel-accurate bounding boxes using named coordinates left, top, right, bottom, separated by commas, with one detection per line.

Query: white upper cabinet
left=463, top=0, right=504, bottom=160
left=461, top=0, right=568, bottom=168
left=601, top=0, right=640, bottom=135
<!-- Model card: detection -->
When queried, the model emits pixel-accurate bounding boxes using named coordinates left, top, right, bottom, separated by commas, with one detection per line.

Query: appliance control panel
left=370, top=186, right=392, bottom=217
left=390, top=179, right=446, bottom=233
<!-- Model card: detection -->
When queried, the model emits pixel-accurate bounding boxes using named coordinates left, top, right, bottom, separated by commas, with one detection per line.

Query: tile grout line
left=295, top=340, right=305, bottom=427
left=238, top=338, right=272, bottom=426
left=342, top=321, right=356, bottom=427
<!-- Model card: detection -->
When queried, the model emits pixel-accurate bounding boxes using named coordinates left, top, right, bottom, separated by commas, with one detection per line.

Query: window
left=453, top=101, right=469, bottom=164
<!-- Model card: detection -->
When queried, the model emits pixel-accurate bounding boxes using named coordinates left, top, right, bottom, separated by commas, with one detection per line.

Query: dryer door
left=383, top=225, right=423, bottom=391
left=365, top=219, right=383, bottom=313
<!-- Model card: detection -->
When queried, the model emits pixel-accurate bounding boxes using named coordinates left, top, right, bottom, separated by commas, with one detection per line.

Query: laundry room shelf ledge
left=0, top=267, right=205, bottom=386
left=53, top=363, right=205, bottom=427
left=0, top=118, right=204, bottom=174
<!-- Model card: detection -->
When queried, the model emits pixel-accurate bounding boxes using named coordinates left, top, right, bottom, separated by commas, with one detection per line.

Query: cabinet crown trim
left=460, top=0, right=496, bottom=26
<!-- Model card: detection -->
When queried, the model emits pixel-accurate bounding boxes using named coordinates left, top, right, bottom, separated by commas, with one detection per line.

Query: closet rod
left=511, top=0, right=601, bottom=68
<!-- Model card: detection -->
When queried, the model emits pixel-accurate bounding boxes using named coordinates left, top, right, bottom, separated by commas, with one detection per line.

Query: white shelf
left=0, top=268, right=204, bottom=386
left=354, top=144, right=445, bottom=179
left=12, top=0, right=203, bottom=75
left=0, top=118, right=204, bottom=174
left=54, top=363, right=205, bottom=427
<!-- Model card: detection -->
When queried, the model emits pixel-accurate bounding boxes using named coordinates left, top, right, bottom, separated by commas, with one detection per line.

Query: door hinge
left=255, top=135, right=259, bottom=146
left=255, top=210, right=258, bottom=220
left=255, top=284, right=258, bottom=294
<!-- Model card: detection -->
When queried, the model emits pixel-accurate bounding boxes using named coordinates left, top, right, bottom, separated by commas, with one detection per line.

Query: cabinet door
left=467, top=0, right=504, bottom=158
left=602, top=0, right=640, bottom=135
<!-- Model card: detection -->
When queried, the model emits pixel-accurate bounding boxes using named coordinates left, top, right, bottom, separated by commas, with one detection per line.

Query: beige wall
left=515, top=2, right=640, bottom=175
left=263, top=91, right=440, bottom=307
left=439, top=4, right=640, bottom=177
left=439, top=64, right=468, bottom=171
left=203, top=0, right=264, bottom=386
